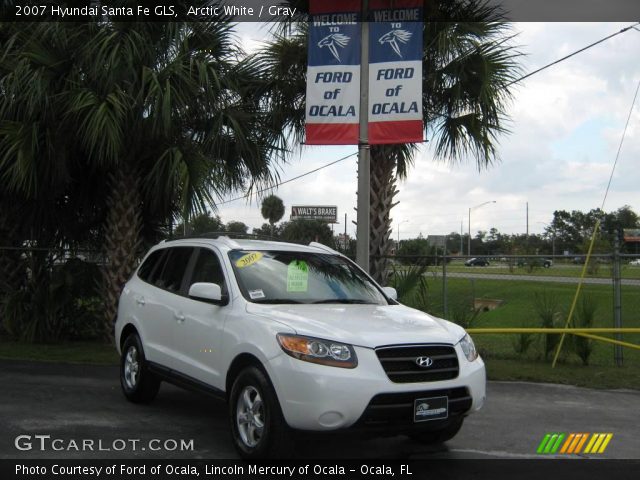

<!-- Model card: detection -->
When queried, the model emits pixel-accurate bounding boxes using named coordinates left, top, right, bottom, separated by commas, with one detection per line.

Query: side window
left=138, top=249, right=165, bottom=284
left=188, top=248, right=228, bottom=295
left=155, top=247, right=195, bottom=294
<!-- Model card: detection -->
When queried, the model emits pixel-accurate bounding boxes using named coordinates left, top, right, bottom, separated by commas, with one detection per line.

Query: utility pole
left=355, top=0, right=370, bottom=272
left=460, top=220, right=463, bottom=255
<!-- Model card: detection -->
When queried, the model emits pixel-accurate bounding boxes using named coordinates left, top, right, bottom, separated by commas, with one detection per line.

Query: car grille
left=376, top=344, right=459, bottom=383
left=358, top=387, right=472, bottom=427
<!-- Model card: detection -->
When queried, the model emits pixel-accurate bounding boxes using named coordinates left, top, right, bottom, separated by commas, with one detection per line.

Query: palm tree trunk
left=369, top=146, right=399, bottom=285
left=101, top=165, right=142, bottom=342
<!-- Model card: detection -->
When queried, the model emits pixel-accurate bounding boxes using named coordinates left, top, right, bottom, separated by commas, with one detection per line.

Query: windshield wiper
left=312, top=299, right=377, bottom=304
left=252, top=299, right=304, bottom=304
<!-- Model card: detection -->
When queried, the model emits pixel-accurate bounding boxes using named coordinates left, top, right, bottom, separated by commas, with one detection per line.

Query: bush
left=449, top=296, right=481, bottom=329
left=1, top=258, right=102, bottom=342
left=572, top=296, right=596, bottom=366
left=511, top=318, right=535, bottom=356
left=533, top=291, right=562, bottom=360
left=389, top=264, right=429, bottom=311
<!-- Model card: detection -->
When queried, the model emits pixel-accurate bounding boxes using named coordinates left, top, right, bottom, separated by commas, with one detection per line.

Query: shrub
left=511, top=318, right=535, bottom=356
left=533, top=291, right=562, bottom=360
left=389, top=264, right=429, bottom=311
left=1, top=258, right=102, bottom=342
left=572, top=295, right=596, bottom=366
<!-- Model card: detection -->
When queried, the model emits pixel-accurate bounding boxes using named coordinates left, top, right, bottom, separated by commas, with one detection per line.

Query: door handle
left=135, top=297, right=146, bottom=306
left=174, top=312, right=185, bottom=323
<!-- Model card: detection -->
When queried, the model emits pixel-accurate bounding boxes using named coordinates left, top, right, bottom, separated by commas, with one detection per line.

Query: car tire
left=120, top=333, right=160, bottom=404
left=229, top=366, right=292, bottom=459
left=408, top=417, right=464, bottom=445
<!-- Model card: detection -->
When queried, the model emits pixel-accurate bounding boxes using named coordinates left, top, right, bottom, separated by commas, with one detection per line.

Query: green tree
left=175, top=213, right=225, bottom=237
left=259, top=0, right=520, bottom=283
left=226, top=221, right=249, bottom=234
left=0, top=13, right=279, bottom=339
left=253, top=223, right=282, bottom=239
left=260, top=194, right=285, bottom=236
left=281, top=219, right=334, bottom=246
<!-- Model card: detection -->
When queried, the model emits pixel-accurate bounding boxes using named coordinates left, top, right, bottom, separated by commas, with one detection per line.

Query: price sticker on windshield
left=287, top=260, right=308, bottom=292
left=236, top=252, right=263, bottom=268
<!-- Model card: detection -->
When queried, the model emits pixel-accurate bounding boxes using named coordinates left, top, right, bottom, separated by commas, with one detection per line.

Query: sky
left=218, top=22, right=640, bottom=241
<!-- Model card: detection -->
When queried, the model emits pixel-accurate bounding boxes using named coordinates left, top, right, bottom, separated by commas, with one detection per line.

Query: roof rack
left=168, top=231, right=279, bottom=242
left=309, top=242, right=340, bottom=255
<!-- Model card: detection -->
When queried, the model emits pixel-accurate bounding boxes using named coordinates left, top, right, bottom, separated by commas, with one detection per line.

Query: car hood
left=245, top=302, right=463, bottom=349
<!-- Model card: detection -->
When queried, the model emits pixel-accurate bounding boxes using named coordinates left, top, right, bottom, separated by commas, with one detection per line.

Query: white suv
left=115, top=236, right=485, bottom=458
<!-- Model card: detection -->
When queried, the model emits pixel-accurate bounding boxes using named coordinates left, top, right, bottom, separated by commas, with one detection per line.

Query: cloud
left=218, top=23, right=640, bottom=238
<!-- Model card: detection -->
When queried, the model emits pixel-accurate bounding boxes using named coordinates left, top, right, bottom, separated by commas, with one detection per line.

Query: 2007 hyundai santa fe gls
left=115, top=236, right=485, bottom=458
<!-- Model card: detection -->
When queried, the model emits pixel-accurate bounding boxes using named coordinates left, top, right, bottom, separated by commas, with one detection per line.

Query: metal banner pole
left=356, top=0, right=370, bottom=272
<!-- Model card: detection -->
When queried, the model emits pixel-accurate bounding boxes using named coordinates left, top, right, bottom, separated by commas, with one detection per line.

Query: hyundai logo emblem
left=415, top=356, right=433, bottom=368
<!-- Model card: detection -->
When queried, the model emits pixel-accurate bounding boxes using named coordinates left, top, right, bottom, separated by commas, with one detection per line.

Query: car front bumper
left=266, top=344, right=486, bottom=432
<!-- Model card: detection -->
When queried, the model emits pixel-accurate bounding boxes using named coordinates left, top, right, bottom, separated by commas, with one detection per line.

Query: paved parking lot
left=1, top=360, right=638, bottom=459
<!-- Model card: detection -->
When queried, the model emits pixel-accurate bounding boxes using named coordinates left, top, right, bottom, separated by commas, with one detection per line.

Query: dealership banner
left=305, top=0, right=362, bottom=144
left=306, top=0, right=423, bottom=145
left=368, top=0, right=423, bottom=144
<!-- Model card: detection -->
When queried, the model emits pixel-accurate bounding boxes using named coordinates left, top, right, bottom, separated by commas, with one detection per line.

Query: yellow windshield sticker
left=287, top=260, right=309, bottom=292
left=235, top=252, right=263, bottom=268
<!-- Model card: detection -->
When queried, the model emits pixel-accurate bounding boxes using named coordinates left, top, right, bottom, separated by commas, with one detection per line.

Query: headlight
left=276, top=333, right=358, bottom=369
left=458, top=333, right=478, bottom=362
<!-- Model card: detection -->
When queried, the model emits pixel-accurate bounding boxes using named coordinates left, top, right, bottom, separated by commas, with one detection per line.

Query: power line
left=217, top=151, right=357, bottom=205
left=220, top=23, right=640, bottom=206
left=507, top=22, right=640, bottom=87
left=601, top=76, right=640, bottom=210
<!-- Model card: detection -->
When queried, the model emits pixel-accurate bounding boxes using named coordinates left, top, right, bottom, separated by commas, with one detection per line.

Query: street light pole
left=468, top=201, right=496, bottom=256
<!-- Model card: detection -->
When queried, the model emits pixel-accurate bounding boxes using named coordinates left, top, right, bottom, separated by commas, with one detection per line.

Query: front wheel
left=408, top=417, right=464, bottom=445
left=229, top=366, right=292, bottom=459
left=120, top=333, right=160, bottom=404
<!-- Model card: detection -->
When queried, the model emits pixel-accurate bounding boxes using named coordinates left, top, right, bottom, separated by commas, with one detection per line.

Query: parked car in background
left=115, top=236, right=486, bottom=459
left=630, top=259, right=640, bottom=266
left=516, top=258, right=552, bottom=269
left=465, top=258, right=489, bottom=267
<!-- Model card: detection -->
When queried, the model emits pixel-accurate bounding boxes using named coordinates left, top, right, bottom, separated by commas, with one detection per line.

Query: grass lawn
left=0, top=337, right=118, bottom=365
left=401, top=276, right=640, bottom=389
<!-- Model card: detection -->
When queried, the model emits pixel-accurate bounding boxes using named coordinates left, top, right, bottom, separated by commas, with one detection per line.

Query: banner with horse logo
left=368, top=0, right=424, bottom=144
left=306, top=0, right=423, bottom=145
left=306, top=0, right=362, bottom=144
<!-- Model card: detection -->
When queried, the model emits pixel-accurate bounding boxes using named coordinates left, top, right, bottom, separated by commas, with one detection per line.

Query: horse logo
left=378, top=29, right=413, bottom=58
left=318, top=33, right=351, bottom=62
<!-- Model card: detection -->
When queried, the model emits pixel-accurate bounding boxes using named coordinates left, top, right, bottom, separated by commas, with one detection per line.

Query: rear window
left=137, top=249, right=166, bottom=284
left=155, top=247, right=195, bottom=294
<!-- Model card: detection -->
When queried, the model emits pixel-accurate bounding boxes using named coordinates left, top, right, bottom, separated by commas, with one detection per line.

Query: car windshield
left=228, top=250, right=388, bottom=305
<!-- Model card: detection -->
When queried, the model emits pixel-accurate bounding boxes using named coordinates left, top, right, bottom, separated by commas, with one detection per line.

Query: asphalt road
left=1, top=360, right=639, bottom=459
left=432, top=271, right=640, bottom=286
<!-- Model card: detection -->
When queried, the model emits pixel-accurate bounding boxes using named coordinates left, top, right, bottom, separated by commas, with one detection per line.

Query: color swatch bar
left=537, top=433, right=613, bottom=454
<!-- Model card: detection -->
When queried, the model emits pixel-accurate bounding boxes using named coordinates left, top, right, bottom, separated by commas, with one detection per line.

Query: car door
left=172, top=247, right=230, bottom=389
left=145, top=246, right=197, bottom=371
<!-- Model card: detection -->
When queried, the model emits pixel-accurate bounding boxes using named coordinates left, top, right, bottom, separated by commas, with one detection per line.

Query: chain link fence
left=383, top=251, right=640, bottom=368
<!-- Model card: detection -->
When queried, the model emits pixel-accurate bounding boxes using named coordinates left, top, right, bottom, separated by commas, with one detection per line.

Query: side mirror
left=188, top=282, right=227, bottom=305
left=382, top=286, right=398, bottom=301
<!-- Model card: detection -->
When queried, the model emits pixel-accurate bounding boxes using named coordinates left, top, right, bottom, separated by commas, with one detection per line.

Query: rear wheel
left=408, top=417, right=464, bottom=445
left=120, top=333, right=160, bottom=404
left=229, top=366, right=292, bottom=459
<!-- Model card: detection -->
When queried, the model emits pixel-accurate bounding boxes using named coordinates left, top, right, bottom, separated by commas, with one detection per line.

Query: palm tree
left=261, top=194, right=286, bottom=236
left=0, top=16, right=280, bottom=338
left=258, top=0, right=520, bottom=283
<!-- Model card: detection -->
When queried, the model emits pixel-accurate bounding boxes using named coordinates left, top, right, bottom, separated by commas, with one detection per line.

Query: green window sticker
left=287, top=260, right=309, bottom=292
